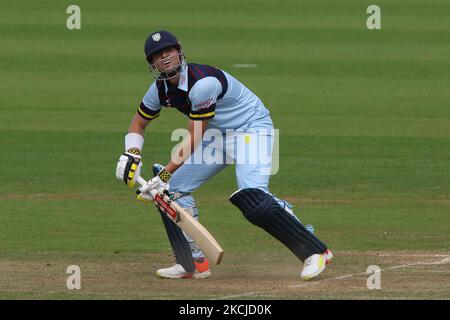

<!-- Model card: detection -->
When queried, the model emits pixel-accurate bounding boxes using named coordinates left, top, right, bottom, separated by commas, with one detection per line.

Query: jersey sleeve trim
left=189, top=109, right=215, bottom=120
left=137, top=102, right=160, bottom=120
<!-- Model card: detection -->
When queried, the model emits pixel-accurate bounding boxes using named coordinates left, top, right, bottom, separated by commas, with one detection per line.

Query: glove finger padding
left=116, top=153, right=142, bottom=188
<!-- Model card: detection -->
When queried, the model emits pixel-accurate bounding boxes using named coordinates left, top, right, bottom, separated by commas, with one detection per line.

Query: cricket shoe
left=301, top=253, right=326, bottom=280
left=156, top=258, right=211, bottom=279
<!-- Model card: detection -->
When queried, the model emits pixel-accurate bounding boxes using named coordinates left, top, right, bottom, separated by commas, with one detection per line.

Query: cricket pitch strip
left=0, top=251, right=448, bottom=300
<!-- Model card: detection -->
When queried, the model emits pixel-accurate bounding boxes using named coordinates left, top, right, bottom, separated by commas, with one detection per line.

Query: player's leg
left=229, top=124, right=332, bottom=280
left=155, top=140, right=226, bottom=279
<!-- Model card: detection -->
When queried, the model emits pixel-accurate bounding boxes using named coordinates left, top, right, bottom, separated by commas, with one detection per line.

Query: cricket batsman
left=115, top=30, right=333, bottom=280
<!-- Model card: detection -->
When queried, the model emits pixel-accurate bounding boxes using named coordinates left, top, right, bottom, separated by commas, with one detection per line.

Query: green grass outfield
left=0, top=0, right=449, bottom=299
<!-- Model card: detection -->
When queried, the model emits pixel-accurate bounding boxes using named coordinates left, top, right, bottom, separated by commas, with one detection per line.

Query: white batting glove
left=139, top=176, right=167, bottom=195
left=138, top=166, right=171, bottom=194
left=115, top=151, right=142, bottom=188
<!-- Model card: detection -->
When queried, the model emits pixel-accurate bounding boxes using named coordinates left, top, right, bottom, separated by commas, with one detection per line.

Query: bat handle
left=136, top=176, right=148, bottom=188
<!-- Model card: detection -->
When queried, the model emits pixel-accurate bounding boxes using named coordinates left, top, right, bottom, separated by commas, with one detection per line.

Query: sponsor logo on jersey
left=193, top=98, right=214, bottom=111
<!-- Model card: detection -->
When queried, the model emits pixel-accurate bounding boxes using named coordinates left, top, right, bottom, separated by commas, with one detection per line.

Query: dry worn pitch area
left=1, top=251, right=448, bottom=300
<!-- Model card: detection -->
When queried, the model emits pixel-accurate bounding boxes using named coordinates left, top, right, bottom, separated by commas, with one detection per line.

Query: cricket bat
left=137, top=176, right=224, bottom=265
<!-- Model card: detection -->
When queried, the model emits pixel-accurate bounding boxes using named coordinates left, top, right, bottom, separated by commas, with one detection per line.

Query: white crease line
left=212, top=256, right=450, bottom=300
left=440, top=257, right=450, bottom=264
left=333, top=274, right=354, bottom=280
left=366, top=253, right=450, bottom=258
left=212, top=291, right=262, bottom=300
left=232, top=64, right=257, bottom=68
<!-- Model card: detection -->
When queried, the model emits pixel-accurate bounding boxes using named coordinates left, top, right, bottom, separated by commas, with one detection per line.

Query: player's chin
left=162, top=66, right=180, bottom=78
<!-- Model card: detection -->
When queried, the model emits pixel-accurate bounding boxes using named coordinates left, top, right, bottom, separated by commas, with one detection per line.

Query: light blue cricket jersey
left=137, top=63, right=271, bottom=131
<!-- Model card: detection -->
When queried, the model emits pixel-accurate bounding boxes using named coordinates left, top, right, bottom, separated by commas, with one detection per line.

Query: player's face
left=151, top=47, right=181, bottom=75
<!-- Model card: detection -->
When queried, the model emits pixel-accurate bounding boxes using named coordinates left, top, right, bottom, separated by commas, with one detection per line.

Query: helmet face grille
left=148, top=51, right=186, bottom=81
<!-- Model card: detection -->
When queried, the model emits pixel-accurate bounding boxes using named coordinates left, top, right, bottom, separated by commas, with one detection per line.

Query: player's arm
left=126, top=112, right=150, bottom=154
left=129, top=112, right=149, bottom=137
left=165, top=119, right=208, bottom=174
left=138, top=119, right=207, bottom=196
left=166, top=76, right=222, bottom=173
left=115, top=113, right=151, bottom=188
left=116, top=83, right=161, bottom=188
left=141, top=77, right=221, bottom=193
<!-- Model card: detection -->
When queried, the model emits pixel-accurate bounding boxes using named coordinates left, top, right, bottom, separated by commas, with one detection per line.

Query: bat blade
left=137, top=176, right=224, bottom=264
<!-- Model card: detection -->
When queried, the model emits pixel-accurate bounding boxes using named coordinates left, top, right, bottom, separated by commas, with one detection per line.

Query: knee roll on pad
left=158, top=209, right=195, bottom=273
left=229, top=188, right=327, bottom=262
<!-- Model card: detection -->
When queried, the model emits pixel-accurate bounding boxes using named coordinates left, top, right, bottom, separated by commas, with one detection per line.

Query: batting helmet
left=144, top=30, right=181, bottom=63
left=144, top=30, right=185, bottom=80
